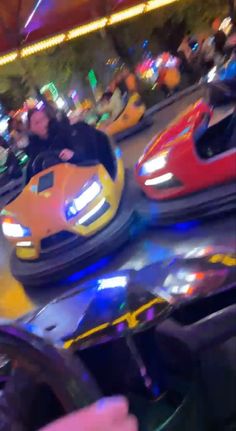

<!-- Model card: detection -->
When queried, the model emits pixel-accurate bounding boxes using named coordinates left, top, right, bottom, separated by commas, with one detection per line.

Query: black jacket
left=25, top=120, right=115, bottom=177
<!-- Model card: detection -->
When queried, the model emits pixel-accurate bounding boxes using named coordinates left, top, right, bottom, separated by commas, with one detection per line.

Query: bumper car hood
left=19, top=246, right=236, bottom=350
left=4, top=164, right=101, bottom=237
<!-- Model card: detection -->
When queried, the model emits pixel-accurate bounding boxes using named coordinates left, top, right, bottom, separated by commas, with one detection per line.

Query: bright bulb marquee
left=0, top=0, right=179, bottom=66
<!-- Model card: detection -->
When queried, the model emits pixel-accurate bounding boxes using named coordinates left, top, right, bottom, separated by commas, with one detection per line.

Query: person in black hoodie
left=26, top=108, right=75, bottom=162
left=26, top=108, right=116, bottom=180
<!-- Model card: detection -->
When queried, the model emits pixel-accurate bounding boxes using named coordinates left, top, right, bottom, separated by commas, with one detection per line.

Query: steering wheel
left=30, top=150, right=63, bottom=177
left=0, top=325, right=100, bottom=430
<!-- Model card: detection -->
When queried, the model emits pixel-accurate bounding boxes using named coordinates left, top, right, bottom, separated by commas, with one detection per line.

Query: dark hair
left=100, top=91, right=113, bottom=102
left=27, top=108, right=50, bottom=128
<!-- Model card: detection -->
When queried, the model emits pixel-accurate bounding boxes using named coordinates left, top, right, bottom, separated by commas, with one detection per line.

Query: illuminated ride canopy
left=0, top=0, right=179, bottom=65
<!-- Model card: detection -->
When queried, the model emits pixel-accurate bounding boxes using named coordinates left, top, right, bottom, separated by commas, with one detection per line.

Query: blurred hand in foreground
left=41, top=396, right=138, bottom=431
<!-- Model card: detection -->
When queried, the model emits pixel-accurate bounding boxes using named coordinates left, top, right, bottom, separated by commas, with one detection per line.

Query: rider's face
left=30, top=111, right=49, bottom=138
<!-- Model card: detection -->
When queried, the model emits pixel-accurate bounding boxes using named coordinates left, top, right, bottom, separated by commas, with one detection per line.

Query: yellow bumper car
left=1, top=141, right=136, bottom=286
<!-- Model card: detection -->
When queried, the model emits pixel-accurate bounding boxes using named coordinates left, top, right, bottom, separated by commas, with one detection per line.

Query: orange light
left=195, top=272, right=205, bottom=280
left=186, top=286, right=194, bottom=296
left=1, top=216, right=14, bottom=224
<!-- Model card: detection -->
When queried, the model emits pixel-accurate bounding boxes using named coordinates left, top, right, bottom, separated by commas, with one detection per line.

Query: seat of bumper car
left=195, top=111, right=236, bottom=158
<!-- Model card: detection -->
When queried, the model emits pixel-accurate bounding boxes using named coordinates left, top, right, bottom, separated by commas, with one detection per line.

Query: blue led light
left=177, top=126, right=190, bottom=138
left=171, top=220, right=200, bottom=231
left=97, top=276, right=128, bottom=290
left=60, top=255, right=113, bottom=285
left=115, top=147, right=122, bottom=158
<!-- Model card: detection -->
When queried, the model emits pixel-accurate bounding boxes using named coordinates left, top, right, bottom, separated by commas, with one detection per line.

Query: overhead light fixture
left=68, top=18, right=108, bottom=40
left=108, top=4, right=145, bottom=25
left=0, top=0, right=179, bottom=64
left=21, top=34, right=66, bottom=57
left=0, top=52, right=18, bottom=66
left=145, top=0, right=179, bottom=12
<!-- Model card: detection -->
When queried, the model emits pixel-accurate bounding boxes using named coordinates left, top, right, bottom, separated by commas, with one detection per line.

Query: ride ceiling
left=0, top=0, right=178, bottom=60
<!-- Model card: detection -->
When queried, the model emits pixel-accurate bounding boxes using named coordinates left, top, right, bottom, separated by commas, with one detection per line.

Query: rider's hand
left=59, top=149, right=75, bottom=161
left=41, top=396, right=138, bottom=431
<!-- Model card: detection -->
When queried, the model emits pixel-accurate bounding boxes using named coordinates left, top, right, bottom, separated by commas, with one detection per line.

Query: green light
left=97, top=112, right=110, bottom=127
left=88, top=69, right=98, bottom=90
left=19, top=154, right=29, bottom=165
left=40, top=82, right=59, bottom=101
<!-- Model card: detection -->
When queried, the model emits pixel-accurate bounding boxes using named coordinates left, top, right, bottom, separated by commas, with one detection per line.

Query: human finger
left=95, top=396, right=129, bottom=423
left=40, top=397, right=130, bottom=431
left=113, top=415, right=139, bottom=431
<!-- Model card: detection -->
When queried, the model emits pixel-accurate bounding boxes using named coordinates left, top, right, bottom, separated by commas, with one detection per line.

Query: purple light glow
left=24, top=0, right=43, bottom=29
left=146, top=307, right=155, bottom=321
left=117, top=322, right=126, bottom=333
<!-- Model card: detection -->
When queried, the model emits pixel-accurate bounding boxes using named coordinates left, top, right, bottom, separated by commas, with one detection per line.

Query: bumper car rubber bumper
left=137, top=181, right=236, bottom=226
left=10, top=172, right=139, bottom=286
left=114, top=115, right=153, bottom=142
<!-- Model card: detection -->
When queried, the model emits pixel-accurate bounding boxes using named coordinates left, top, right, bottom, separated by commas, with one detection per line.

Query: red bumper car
left=135, top=100, right=236, bottom=224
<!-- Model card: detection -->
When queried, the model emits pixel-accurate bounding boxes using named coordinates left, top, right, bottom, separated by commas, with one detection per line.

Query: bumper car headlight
left=2, top=217, right=31, bottom=238
left=145, top=172, right=173, bottom=186
left=66, top=179, right=102, bottom=220
left=141, top=151, right=169, bottom=175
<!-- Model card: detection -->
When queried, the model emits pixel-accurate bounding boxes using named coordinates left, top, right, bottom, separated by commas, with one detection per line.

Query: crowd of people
left=177, top=16, right=236, bottom=81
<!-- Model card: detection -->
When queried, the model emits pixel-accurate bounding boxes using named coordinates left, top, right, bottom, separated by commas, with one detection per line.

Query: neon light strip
left=108, top=3, right=145, bottom=25
left=21, top=34, right=66, bottom=57
left=68, top=18, right=108, bottom=40
left=24, top=0, right=43, bottom=29
left=145, top=0, right=179, bottom=11
left=0, top=0, right=179, bottom=65
left=0, top=52, right=18, bottom=66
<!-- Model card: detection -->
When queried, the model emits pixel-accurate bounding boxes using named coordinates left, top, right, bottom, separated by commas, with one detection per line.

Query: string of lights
left=0, top=0, right=179, bottom=66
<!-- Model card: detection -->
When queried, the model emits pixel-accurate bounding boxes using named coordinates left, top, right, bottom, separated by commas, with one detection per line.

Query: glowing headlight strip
left=0, top=0, right=179, bottom=65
